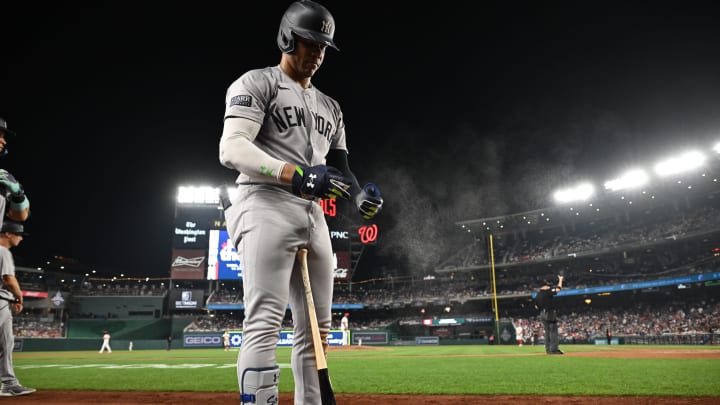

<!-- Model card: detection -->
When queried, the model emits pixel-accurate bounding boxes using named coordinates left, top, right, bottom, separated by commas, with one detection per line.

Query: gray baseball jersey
left=224, top=65, right=347, bottom=185
left=222, top=65, right=342, bottom=403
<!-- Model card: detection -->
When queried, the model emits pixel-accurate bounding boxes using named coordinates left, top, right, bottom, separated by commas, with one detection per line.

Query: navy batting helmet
left=277, top=0, right=338, bottom=53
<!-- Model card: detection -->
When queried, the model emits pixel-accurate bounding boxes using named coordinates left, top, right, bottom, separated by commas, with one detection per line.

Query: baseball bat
left=298, top=248, right=336, bottom=405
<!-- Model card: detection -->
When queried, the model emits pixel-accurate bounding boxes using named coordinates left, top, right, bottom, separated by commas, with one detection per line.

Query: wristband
left=274, top=162, right=286, bottom=182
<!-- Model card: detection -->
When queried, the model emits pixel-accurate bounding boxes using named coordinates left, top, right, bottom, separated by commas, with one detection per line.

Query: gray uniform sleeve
left=0, top=247, right=14, bottom=278
left=224, top=68, right=274, bottom=124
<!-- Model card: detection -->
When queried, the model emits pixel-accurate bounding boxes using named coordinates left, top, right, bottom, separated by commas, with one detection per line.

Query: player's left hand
left=292, top=165, right=352, bottom=200
left=355, top=182, right=383, bottom=220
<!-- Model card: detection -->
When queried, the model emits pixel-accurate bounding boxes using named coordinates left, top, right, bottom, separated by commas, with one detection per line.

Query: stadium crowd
left=12, top=314, right=64, bottom=338
left=205, top=251, right=717, bottom=308
left=438, top=203, right=718, bottom=270
left=516, top=299, right=720, bottom=344
left=189, top=293, right=720, bottom=341
left=72, top=281, right=168, bottom=296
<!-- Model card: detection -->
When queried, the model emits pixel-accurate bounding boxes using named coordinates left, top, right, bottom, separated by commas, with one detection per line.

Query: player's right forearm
left=2, top=275, right=23, bottom=303
left=219, top=130, right=286, bottom=183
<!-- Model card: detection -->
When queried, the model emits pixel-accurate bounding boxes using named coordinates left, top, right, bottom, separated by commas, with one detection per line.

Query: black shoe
left=547, top=350, right=564, bottom=355
left=0, top=385, right=36, bottom=396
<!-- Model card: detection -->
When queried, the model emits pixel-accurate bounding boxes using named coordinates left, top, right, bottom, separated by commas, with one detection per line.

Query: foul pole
left=489, top=233, right=500, bottom=341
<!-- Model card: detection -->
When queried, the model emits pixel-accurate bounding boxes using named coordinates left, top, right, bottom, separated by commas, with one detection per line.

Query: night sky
left=2, top=2, right=720, bottom=279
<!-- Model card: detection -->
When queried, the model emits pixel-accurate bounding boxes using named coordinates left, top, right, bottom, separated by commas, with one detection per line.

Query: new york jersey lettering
left=312, top=111, right=334, bottom=141
left=270, top=105, right=307, bottom=131
left=270, top=105, right=333, bottom=140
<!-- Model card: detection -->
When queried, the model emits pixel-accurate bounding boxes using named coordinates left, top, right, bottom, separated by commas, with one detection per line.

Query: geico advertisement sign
left=184, top=334, right=223, bottom=347
left=227, top=330, right=346, bottom=348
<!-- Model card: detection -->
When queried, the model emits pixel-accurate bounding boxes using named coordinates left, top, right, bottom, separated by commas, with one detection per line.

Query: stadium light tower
left=604, top=169, right=649, bottom=192
left=653, top=150, right=706, bottom=177
left=553, top=182, right=595, bottom=204
left=177, top=186, right=237, bottom=204
left=177, top=186, right=219, bottom=204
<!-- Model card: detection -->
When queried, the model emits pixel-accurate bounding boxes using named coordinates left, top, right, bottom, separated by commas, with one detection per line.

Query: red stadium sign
left=319, top=199, right=337, bottom=217
left=358, top=224, right=379, bottom=245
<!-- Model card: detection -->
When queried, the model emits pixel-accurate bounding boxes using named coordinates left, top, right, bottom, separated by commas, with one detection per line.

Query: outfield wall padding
left=15, top=338, right=172, bottom=352
left=68, top=319, right=172, bottom=339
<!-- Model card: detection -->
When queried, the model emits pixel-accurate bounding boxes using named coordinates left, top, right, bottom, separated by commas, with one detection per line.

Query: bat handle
left=298, top=249, right=327, bottom=369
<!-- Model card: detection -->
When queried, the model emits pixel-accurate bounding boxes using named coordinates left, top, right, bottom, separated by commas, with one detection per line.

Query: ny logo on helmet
left=321, top=20, right=333, bottom=34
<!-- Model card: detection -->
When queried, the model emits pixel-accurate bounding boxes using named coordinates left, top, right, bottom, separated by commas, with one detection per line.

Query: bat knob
left=363, top=182, right=379, bottom=197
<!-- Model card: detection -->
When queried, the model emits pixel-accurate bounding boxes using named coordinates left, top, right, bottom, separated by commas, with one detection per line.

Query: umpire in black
left=534, top=274, right=564, bottom=355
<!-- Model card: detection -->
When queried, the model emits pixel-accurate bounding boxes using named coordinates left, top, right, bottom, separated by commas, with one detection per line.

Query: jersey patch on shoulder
left=230, top=95, right=253, bottom=107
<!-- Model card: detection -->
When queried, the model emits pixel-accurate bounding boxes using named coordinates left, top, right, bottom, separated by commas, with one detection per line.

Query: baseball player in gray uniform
left=218, top=1, right=383, bottom=403
left=0, top=221, right=35, bottom=396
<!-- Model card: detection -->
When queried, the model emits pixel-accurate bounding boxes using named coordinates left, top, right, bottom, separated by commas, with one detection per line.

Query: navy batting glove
left=292, top=165, right=352, bottom=200
left=355, top=182, right=383, bottom=220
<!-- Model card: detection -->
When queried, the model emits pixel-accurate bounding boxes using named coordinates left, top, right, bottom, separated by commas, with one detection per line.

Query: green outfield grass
left=12, top=345, right=720, bottom=397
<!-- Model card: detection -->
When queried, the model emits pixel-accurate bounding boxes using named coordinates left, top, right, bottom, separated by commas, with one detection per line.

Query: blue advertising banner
left=350, top=331, right=388, bottom=345
left=227, top=330, right=345, bottom=349
left=207, top=229, right=243, bottom=280
left=531, top=272, right=720, bottom=298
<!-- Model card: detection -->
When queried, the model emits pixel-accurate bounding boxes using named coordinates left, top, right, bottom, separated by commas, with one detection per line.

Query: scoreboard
left=170, top=204, right=223, bottom=280
left=171, top=187, right=378, bottom=281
